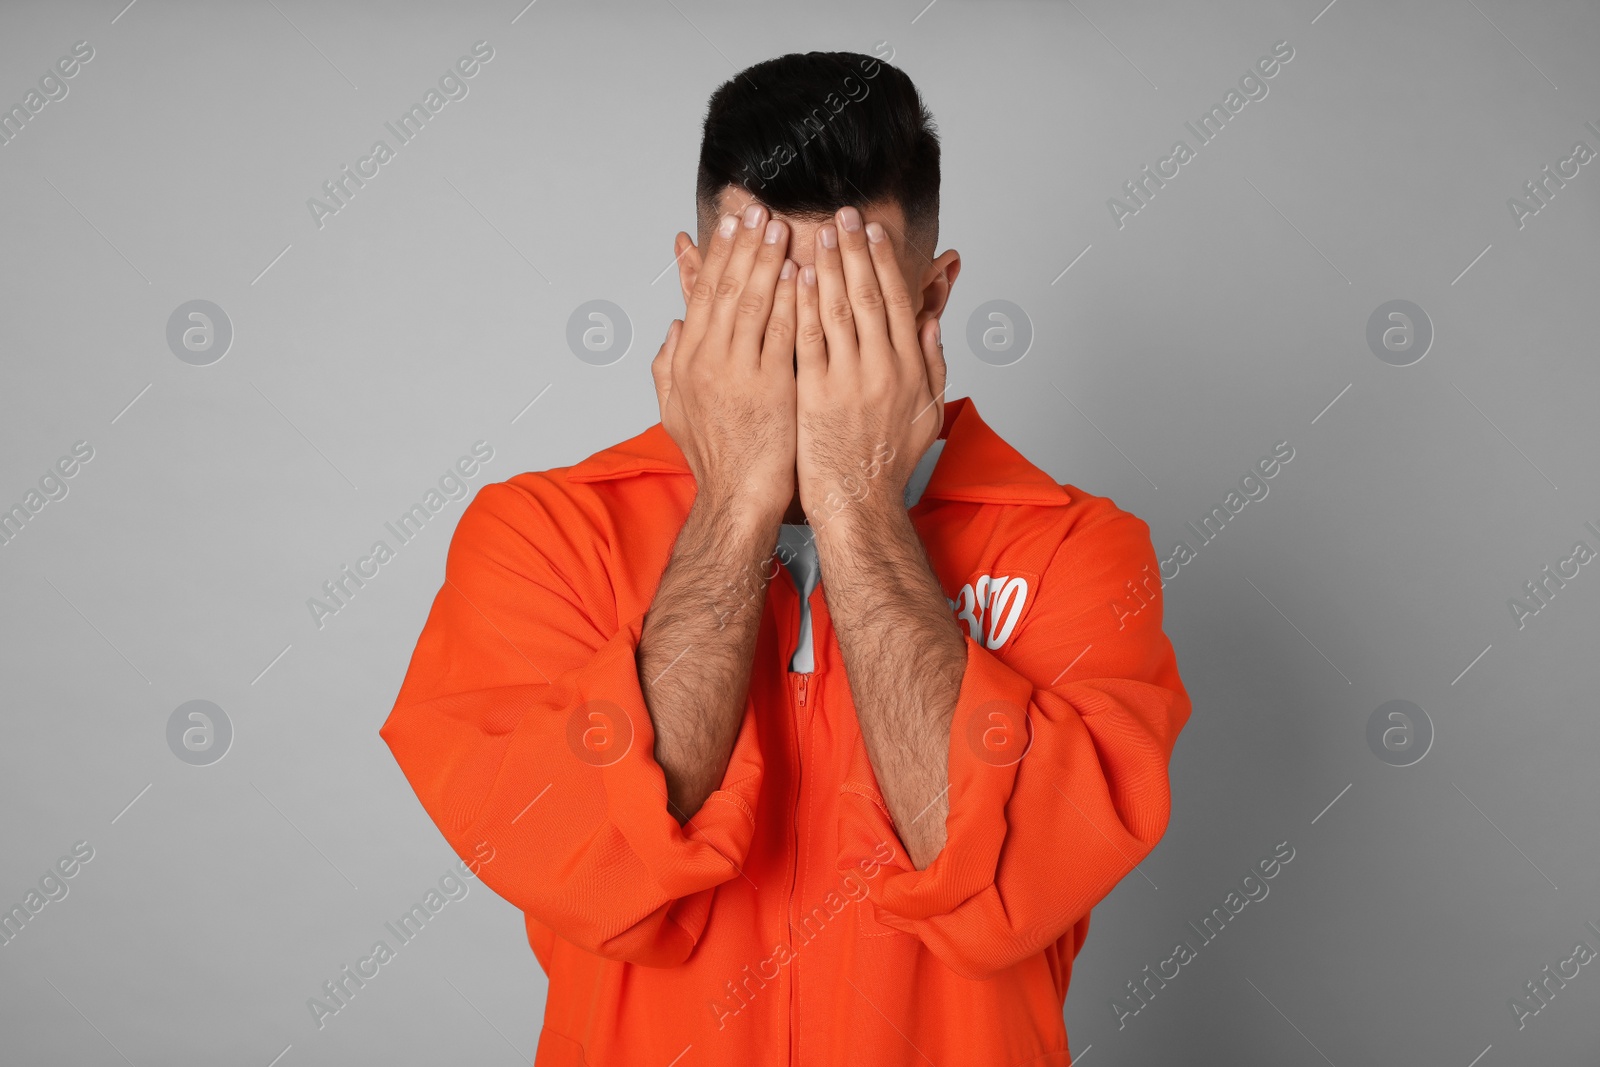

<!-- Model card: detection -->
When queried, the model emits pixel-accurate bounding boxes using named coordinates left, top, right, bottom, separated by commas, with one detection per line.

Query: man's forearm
left=814, top=496, right=967, bottom=869
left=639, top=490, right=783, bottom=823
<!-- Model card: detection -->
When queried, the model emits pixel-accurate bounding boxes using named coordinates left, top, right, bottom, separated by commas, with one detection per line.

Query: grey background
left=2, top=0, right=1596, bottom=1063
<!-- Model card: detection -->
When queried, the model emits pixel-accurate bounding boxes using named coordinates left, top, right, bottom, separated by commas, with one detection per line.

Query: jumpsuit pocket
left=838, top=732, right=916, bottom=942
left=533, top=1027, right=587, bottom=1066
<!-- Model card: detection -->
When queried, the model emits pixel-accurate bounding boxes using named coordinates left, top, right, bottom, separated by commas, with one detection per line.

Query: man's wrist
left=809, top=484, right=908, bottom=545
left=690, top=485, right=788, bottom=536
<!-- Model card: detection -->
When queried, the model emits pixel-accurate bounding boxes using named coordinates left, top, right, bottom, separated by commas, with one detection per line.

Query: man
left=380, top=51, right=1190, bottom=1066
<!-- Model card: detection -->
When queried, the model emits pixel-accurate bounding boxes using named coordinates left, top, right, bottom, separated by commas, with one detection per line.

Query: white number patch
left=948, top=574, right=1030, bottom=650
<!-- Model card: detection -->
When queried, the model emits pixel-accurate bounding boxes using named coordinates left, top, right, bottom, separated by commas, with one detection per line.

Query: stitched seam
left=536, top=1026, right=590, bottom=1065
left=839, top=751, right=913, bottom=939
left=699, top=787, right=756, bottom=828
left=838, top=780, right=891, bottom=817
left=798, top=707, right=820, bottom=1066
left=858, top=914, right=908, bottom=939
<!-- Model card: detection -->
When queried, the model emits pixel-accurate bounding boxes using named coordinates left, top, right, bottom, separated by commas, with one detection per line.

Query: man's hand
left=793, top=204, right=946, bottom=518
left=654, top=203, right=799, bottom=518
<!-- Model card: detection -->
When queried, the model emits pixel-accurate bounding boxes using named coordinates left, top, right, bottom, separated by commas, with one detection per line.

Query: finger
left=705, top=202, right=769, bottom=345
left=813, top=221, right=859, bottom=366
left=732, top=217, right=790, bottom=361
left=834, top=206, right=889, bottom=349
left=650, top=318, right=683, bottom=417
left=866, top=221, right=920, bottom=368
left=761, top=258, right=798, bottom=372
left=682, top=213, right=741, bottom=354
left=918, top=317, right=947, bottom=435
left=795, top=262, right=827, bottom=382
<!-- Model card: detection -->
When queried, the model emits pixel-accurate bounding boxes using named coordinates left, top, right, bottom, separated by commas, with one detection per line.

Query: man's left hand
left=794, top=205, right=945, bottom=524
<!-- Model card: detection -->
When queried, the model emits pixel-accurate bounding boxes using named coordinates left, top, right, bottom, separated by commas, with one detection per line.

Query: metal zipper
left=787, top=600, right=812, bottom=1066
left=787, top=667, right=807, bottom=1067
left=778, top=551, right=815, bottom=1067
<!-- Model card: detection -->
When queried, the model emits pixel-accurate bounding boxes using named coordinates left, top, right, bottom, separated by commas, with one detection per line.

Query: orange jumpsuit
left=380, top=395, right=1191, bottom=1065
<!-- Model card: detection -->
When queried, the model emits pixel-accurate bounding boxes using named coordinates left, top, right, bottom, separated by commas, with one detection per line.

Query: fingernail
left=764, top=219, right=784, bottom=244
left=801, top=264, right=816, bottom=286
left=719, top=213, right=738, bottom=238
left=820, top=225, right=837, bottom=249
left=838, top=206, right=862, bottom=232
left=865, top=221, right=884, bottom=244
left=743, top=203, right=764, bottom=229
left=780, top=259, right=796, bottom=279
left=934, top=320, right=942, bottom=346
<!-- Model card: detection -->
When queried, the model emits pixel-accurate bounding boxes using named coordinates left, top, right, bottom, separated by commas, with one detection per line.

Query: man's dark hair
left=696, top=51, right=941, bottom=250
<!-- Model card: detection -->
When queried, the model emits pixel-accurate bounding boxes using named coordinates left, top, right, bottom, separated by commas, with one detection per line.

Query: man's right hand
left=652, top=203, right=798, bottom=518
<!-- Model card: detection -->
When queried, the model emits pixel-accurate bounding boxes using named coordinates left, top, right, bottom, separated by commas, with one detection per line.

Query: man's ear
left=675, top=232, right=703, bottom=306
left=914, top=249, right=962, bottom=328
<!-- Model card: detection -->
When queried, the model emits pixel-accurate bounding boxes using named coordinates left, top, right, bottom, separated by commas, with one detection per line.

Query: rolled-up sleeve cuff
left=839, top=632, right=1033, bottom=921
left=579, top=609, right=763, bottom=903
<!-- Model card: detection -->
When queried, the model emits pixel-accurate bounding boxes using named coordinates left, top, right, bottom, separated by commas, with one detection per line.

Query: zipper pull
left=797, top=674, right=808, bottom=707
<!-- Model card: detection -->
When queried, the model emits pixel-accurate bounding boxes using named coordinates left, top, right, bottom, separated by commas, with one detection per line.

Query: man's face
left=675, top=185, right=960, bottom=329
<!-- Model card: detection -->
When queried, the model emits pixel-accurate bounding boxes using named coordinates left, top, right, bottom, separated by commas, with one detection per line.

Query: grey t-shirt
left=774, top=437, right=947, bottom=672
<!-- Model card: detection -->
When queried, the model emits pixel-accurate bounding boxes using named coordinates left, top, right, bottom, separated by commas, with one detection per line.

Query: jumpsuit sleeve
left=380, top=478, right=763, bottom=968
left=837, top=507, right=1191, bottom=980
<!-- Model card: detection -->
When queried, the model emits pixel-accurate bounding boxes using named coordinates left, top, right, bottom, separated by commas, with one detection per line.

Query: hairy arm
left=638, top=491, right=783, bottom=823
left=814, top=496, right=966, bottom=868
left=642, top=201, right=800, bottom=823
left=792, top=204, right=963, bottom=870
